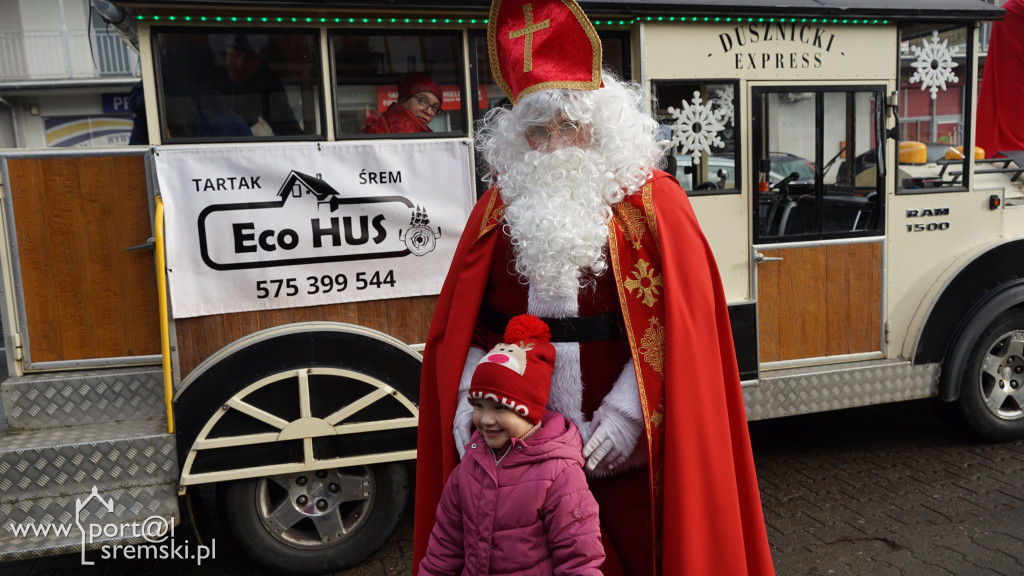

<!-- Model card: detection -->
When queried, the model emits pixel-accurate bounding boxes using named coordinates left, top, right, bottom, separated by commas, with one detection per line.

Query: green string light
left=134, top=12, right=892, bottom=26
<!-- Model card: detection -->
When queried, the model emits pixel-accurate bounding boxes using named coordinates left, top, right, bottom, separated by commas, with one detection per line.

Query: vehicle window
left=652, top=80, right=739, bottom=194
left=155, top=29, right=322, bottom=142
left=332, top=32, right=465, bottom=136
left=897, top=24, right=971, bottom=191
left=754, top=87, right=885, bottom=242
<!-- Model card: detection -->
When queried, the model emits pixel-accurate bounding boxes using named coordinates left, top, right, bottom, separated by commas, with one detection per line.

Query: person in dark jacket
left=221, top=34, right=303, bottom=136
left=418, top=315, right=604, bottom=576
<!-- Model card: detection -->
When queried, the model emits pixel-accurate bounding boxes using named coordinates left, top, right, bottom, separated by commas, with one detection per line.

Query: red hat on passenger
left=398, top=73, right=443, bottom=103
left=469, top=314, right=555, bottom=425
left=488, top=0, right=602, bottom=104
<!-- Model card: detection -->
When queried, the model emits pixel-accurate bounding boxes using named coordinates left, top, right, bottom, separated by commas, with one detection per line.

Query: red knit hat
left=398, top=72, right=443, bottom=103
left=488, top=0, right=603, bottom=104
left=469, top=314, right=555, bottom=424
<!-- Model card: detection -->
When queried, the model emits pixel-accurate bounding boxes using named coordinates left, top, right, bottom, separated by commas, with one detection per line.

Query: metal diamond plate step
left=2, top=366, right=163, bottom=432
left=743, top=359, right=940, bottom=421
left=0, top=418, right=176, bottom=505
left=0, top=482, right=179, bottom=562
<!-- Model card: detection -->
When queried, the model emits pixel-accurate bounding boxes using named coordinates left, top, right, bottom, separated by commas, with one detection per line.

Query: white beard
left=500, top=147, right=616, bottom=303
left=499, top=146, right=628, bottom=441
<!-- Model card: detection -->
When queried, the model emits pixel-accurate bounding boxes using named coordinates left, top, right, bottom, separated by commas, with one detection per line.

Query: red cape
left=414, top=171, right=774, bottom=575
left=977, top=0, right=1024, bottom=157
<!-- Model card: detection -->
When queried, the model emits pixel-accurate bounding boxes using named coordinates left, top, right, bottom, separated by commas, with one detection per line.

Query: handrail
left=0, top=30, right=139, bottom=80
left=155, top=195, right=174, bottom=434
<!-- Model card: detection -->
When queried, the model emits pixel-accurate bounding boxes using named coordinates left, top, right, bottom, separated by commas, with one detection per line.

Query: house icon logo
left=196, top=170, right=440, bottom=270
left=75, top=486, right=114, bottom=566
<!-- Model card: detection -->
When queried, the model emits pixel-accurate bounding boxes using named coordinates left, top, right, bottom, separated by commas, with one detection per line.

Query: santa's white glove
left=453, top=391, right=474, bottom=459
left=582, top=406, right=643, bottom=472
left=453, top=347, right=485, bottom=459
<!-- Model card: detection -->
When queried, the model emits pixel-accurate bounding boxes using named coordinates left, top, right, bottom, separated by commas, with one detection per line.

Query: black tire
left=218, top=462, right=408, bottom=574
left=958, top=309, right=1024, bottom=442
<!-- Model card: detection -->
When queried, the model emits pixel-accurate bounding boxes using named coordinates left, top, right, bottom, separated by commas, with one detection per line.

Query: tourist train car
left=0, top=0, right=1015, bottom=572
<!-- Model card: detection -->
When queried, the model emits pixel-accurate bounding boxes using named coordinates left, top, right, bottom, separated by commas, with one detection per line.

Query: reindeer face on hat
left=478, top=341, right=533, bottom=376
left=469, top=315, right=555, bottom=424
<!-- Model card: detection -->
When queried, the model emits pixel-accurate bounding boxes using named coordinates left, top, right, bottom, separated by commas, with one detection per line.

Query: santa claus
left=414, top=0, right=775, bottom=574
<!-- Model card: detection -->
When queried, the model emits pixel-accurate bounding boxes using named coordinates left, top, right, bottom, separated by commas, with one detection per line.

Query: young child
left=418, top=314, right=605, bottom=576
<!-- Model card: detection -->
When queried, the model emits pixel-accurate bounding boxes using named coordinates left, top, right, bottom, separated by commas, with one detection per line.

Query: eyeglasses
left=413, top=94, right=442, bottom=116
left=525, top=121, right=581, bottom=144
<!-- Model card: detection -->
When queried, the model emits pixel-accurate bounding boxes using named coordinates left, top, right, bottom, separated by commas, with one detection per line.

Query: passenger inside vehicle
left=361, top=73, right=444, bottom=134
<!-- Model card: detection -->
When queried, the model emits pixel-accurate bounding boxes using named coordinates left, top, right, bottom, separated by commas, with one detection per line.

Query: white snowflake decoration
left=710, top=85, right=735, bottom=127
left=667, top=91, right=727, bottom=161
left=908, top=30, right=959, bottom=100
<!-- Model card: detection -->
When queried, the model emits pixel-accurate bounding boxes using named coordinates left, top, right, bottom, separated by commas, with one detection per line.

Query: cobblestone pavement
left=3, top=398, right=1023, bottom=575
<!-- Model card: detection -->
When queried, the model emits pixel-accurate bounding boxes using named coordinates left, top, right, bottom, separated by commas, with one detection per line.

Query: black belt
left=481, top=307, right=625, bottom=343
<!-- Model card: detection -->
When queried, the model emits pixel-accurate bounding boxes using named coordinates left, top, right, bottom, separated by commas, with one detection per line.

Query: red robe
left=977, top=0, right=1024, bottom=157
left=414, top=171, right=775, bottom=576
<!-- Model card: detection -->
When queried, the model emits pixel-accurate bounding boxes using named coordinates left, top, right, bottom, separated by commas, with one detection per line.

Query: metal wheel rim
left=255, top=466, right=375, bottom=549
left=977, top=329, right=1024, bottom=421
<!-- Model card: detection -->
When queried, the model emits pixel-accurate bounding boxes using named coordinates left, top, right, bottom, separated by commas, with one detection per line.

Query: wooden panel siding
left=175, top=295, right=437, bottom=379
left=7, top=155, right=160, bottom=363
left=758, top=243, right=881, bottom=363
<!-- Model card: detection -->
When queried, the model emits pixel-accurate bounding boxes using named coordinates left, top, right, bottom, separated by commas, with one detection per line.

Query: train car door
left=1, top=150, right=160, bottom=371
left=751, top=85, right=887, bottom=366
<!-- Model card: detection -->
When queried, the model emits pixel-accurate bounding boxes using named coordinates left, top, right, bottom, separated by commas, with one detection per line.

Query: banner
left=155, top=140, right=475, bottom=319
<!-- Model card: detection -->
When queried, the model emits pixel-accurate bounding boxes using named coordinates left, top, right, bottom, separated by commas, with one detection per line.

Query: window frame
left=895, top=22, right=975, bottom=196
left=751, top=84, right=888, bottom=244
left=329, top=29, right=470, bottom=139
left=652, top=78, right=742, bottom=197
left=152, top=26, right=326, bottom=145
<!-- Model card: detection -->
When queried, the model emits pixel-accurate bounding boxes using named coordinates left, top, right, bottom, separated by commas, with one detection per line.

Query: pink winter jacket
left=418, top=411, right=604, bottom=576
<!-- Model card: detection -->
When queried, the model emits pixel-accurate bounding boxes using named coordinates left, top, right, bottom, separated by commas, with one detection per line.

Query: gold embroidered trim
left=650, top=399, right=665, bottom=429
left=607, top=221, right=656, bottom=473
left=639, top=317, right=665, bottom=376
left=488, top=0, right=514, bottom=102
left=508, top=4, right=550, bottom=73
left=641, top=182, right=660, bottom=254
left=614, top=201, right=646, bottom=249
left=624, top=259, right=663, bottom=308
left=478, top=190, right=504, bottom=239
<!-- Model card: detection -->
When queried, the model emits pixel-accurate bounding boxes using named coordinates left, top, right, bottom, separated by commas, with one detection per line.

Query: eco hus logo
left=197, top=170, right=442, bottom=270
left=5, top=486, right=215, bottom=566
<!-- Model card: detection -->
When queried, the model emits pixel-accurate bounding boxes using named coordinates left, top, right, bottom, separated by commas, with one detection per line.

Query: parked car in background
left=673, top=151, right=815, bottom=190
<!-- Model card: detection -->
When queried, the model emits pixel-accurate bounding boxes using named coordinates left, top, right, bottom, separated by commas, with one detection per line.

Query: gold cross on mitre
left=507, top=4, right=550, bottom=73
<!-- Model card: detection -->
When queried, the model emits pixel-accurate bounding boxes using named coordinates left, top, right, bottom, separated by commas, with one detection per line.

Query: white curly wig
left=474, top=71, right=668, bottom=303
left=476, top=70, right=666, bottom=196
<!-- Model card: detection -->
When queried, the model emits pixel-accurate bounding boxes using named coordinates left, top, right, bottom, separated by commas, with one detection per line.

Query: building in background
left=0, top=0, right=140, bottom=149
